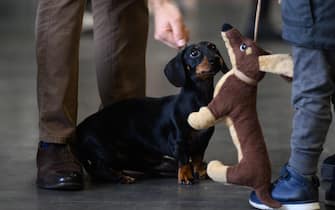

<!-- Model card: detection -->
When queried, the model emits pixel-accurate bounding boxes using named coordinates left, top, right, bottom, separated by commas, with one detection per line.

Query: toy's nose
left=222, top=23, right=233, bottom=32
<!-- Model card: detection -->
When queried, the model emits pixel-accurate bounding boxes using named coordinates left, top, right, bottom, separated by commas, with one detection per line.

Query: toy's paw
left=207, top=160, right=228, bottom=183
left=178, top=164, right=194, bottom=185
left=187, top=107, right=216, bottom=130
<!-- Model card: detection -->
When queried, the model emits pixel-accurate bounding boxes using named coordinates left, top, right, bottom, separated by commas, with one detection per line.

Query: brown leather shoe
left=36, top=141, right=84, bottom=190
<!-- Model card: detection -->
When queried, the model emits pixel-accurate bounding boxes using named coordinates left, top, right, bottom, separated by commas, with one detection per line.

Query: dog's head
left=164, top=41, right=228, bottom=87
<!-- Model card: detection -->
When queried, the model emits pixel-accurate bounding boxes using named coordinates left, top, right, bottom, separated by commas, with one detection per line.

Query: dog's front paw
left=194, top=162, right=208, bottom=180
left=178, top=164, right=194, bottom=185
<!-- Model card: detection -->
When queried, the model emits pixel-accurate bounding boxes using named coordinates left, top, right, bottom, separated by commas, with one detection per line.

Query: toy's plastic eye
left=240, top=43, right=248, bottom=51
left=208, top=43, right=217, bottom=50
left=190, top=49, right=201, bottom=58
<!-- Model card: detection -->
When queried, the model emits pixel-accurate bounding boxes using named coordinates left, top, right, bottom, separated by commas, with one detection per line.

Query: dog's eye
left=240, top=43, right=248, bottom=51
left=190, top=49, right=201, bottom=58
left=208, top=43, right=216, bottom=50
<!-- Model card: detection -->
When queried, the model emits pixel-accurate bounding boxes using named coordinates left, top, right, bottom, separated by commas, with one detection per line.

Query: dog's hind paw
left=120, top=175, right=136, bottom=184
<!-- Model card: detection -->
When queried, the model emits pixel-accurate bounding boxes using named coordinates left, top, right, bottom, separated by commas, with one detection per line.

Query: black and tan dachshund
left=75, top=41, right=228, bottom=185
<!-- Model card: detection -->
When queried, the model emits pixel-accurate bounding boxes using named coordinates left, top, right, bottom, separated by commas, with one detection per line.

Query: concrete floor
left=1, top=1, right=335, bottom=209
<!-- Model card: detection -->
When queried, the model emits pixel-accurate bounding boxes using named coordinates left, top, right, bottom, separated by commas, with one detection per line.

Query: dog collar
left=233, top=69, right=258, bottom=86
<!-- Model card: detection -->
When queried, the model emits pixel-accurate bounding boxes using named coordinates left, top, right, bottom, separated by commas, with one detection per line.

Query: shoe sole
left=249, top=199, right=320, bottom=210
left=321, top=163, right=335, bottom=181
left=37, top=181, right=83, bottom=191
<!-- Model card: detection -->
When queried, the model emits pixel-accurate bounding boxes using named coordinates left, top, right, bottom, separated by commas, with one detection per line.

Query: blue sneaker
left=321, top=154, right=335, bottom=181
left=249, top=165, right=320, bottom=210
left=325, top=167, right=335, bottom=206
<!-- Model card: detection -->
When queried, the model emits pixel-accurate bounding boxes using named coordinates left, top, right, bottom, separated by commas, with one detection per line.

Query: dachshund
left=74, top=41, right=228, bottom=185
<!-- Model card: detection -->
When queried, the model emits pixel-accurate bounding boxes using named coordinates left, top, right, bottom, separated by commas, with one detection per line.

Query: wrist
left=149, top=0, right=176, bottom=12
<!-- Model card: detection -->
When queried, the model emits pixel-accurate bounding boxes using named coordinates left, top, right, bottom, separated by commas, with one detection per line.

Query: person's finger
left=176, top=26, right=190, bottom=49
left=184, top=26, right=190, bottom=43
left=155, top=33, right=178, bottom=48
left=171, top=18, right=188, bottom=48
left=155, top=27, right=179, bottom=48
left=161, top=39, right=178, bottom=48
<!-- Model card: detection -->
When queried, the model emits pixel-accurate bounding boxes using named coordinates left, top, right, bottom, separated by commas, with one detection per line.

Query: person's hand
left=150, top=0, right=189, bottom=49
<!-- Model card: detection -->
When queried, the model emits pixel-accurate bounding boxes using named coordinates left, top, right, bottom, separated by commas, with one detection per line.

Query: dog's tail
left=75, top=133, right=123, bottom=182
left=74, top=121, right=117, bottom=181
left=74, top=128, right=100, bottom=175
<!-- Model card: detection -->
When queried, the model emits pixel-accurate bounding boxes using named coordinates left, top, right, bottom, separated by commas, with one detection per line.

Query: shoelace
left=272, top=172, right=290, bottom=187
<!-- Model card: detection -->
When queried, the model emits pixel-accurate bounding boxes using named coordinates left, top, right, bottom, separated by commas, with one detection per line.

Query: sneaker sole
left=249, top=199, right=320, bottom=210
left=321, top=163, right=335, bottom=181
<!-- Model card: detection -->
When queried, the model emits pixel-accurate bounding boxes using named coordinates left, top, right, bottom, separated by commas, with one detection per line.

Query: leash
left=254, top=0, right=262, bottom=42
left=231, top=0, right=262, bottom=86
left=180, top=0, right=262, bottom=46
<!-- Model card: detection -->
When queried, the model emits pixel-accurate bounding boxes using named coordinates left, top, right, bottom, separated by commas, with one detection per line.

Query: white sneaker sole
left=249, top=199, right=320, bottom=210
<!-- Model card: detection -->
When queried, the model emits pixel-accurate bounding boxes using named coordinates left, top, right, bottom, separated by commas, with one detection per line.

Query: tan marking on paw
left=178, top=164, right=194, bottom=185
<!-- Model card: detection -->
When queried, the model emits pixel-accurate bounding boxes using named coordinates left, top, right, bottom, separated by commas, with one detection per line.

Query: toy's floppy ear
left=259, top=54, right=294, bottom=78
left=164, top=51, right=186, bottom=87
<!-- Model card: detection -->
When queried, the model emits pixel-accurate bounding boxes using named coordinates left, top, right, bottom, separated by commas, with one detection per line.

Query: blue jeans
left=289, top=46, right=335, bottom=175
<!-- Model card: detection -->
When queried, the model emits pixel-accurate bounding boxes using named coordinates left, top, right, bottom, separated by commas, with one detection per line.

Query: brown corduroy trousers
left=35, top=0, right=148, bottom=144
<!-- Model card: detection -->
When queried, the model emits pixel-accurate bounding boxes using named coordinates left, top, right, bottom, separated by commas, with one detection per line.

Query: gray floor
left=1, top=1, right=335, bottom=209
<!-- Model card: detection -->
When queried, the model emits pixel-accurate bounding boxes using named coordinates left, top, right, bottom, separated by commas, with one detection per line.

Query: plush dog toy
left=187, top=23, right=293, bottom=208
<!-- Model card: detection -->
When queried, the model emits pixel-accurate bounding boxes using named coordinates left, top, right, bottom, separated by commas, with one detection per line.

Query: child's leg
left=289, top=46, right=335, bottom=175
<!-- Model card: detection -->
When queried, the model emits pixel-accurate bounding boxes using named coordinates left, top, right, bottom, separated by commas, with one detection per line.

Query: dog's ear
left=219, top=53, right=230, bottom=74
left=164, top=51, right=186, bottom=87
